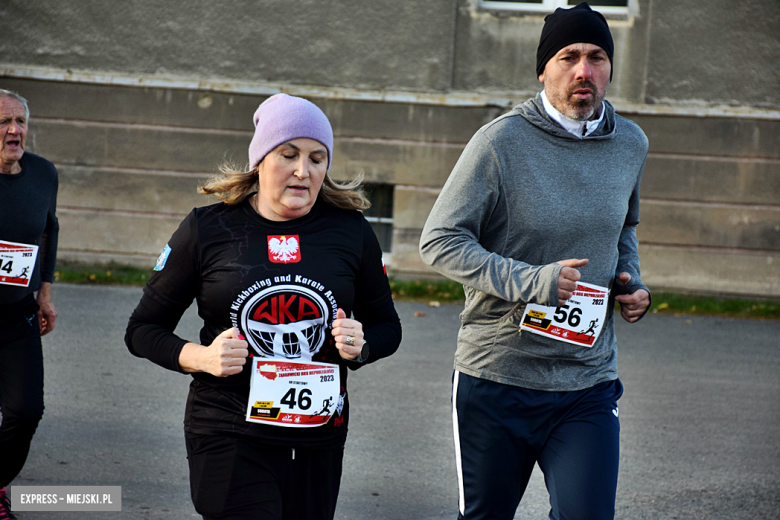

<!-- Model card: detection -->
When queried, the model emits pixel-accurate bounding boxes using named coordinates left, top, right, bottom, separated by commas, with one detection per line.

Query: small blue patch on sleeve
left=154, top=244, right=172, bottom=271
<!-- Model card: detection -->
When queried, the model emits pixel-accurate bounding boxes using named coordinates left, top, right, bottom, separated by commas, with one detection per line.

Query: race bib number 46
left=0, top=240, right=39, bottom=287
left=246, top=360, right=340, bottom=428
left=520, top=282, right=609, bottom=348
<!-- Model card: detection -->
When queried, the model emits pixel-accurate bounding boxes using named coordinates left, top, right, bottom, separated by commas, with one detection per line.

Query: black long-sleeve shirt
left=0, top=152, right=59, bottom=309
left=126, top=198, right=401, bottom=448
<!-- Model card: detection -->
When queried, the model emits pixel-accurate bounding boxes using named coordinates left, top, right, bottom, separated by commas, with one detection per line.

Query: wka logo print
left=238, top=284, right=330, bottom=361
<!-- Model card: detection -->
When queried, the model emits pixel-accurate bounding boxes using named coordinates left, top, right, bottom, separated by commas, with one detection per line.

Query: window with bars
left=362, top=183, right=394, bottom=253
left=480, top=0, right=629, bottom=16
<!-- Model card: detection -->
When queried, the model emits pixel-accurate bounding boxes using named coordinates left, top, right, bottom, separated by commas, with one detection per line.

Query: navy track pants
left=452, top=371, right=623, bottom=520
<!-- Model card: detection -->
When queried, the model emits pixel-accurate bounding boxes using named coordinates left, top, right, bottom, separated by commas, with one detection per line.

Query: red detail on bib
left=258, top=362, right=278, bottom=380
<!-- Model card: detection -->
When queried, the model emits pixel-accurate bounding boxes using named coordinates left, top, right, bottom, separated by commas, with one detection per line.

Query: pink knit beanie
left=248, top=93, right=333, bottom=171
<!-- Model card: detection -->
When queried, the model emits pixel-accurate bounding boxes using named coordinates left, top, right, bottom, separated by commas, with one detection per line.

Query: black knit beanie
left=536, top=2, right=614, bottom=81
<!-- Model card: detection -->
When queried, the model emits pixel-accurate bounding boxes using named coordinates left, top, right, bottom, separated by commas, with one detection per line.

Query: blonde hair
left=198, top=162, right=371, bottom=211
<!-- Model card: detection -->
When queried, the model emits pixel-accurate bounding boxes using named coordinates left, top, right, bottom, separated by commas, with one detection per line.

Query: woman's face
left=256, top=138, right=328, bottom=221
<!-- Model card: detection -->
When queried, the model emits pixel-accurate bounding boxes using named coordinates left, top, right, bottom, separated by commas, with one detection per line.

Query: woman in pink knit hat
left=126, top=93, right=401, bottom=520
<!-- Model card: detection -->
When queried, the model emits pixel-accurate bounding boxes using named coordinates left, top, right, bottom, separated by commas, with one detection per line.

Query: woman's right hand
left=178, top=327, right=249, bottom=376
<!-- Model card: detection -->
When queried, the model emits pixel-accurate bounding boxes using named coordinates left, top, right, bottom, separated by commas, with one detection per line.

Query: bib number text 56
left=554, top=305, right=582, bottom=327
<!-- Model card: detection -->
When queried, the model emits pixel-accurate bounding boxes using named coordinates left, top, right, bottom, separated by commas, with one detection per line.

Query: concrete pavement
left=7, top=283, right=780, bottom=519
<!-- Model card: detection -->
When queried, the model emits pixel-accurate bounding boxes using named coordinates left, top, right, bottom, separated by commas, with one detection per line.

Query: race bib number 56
left=520, top=282, right=609, bottom=347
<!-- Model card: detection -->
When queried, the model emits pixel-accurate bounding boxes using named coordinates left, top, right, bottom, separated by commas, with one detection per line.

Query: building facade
left=3, top=0, right=779, bottom=297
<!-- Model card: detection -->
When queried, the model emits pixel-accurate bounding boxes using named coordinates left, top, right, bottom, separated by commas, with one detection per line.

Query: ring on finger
left=346, top=335, right=355, bottom=346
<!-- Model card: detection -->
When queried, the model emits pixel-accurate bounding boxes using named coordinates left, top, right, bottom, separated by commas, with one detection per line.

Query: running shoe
left=0, top=488, right=17, bottom=520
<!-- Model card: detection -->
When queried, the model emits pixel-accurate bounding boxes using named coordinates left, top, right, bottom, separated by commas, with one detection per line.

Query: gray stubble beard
left=554, top=81, right=609, bottom=121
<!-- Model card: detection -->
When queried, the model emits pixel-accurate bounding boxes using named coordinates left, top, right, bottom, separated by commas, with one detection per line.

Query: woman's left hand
left=332, top=308, right=364, bottom=360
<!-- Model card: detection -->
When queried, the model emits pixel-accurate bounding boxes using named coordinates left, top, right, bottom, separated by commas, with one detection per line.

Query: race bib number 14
left=0, top=240, right=39, bottom=287
left=520, top=282, right=609, bottom=348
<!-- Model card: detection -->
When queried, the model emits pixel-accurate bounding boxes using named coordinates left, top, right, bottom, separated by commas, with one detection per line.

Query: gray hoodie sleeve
left=614, top=158, right=651, bottom=321
left=419, top=131, right=561, bottom=306
left=615, top=154, right=649, bottom=290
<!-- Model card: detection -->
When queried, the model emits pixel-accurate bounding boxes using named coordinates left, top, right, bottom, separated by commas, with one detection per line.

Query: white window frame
left=362, top=216, right=394, bottom=225
left=480, top=0, right=629, bottom=17
left=362, top=183, right=395, bottom=256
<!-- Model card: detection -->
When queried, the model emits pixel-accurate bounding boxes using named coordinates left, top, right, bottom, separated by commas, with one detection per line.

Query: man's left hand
left=614, top=272, right=650, bottom=323
left=36, top=281, right=58, bottom=335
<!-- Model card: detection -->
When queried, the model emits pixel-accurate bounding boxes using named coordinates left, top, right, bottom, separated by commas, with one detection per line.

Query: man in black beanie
left=537, top=1, right=615, bottom=124
left=421, top=2, right=650, bottom=519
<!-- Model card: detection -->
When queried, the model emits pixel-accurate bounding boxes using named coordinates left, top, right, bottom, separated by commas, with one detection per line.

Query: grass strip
left=389, top=279, right=466, bottom=302
left=53, top=263, right=779, bottom=320
left=648, top=292, right=780, bottom=320
left=54, top=263, right=150, bottom=286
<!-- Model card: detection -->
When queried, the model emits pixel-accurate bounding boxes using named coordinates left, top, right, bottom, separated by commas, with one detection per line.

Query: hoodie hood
left=513, top=92, right=617, bottom=141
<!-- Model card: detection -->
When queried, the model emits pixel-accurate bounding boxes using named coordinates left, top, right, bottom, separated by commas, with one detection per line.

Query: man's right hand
left=555, top=258, right=588, bottom=305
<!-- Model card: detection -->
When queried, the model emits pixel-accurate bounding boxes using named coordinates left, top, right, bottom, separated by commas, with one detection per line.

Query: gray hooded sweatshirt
left=419, top=93, right=649, bottom=392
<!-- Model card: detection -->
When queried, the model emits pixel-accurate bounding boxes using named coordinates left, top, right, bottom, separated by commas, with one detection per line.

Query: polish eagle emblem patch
left=267, top=235, right=301, bottom=263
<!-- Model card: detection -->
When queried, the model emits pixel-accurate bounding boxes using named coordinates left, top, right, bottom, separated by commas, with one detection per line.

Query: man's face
left=0, top=97, right=28, bottom=172
left=539, top=43, right=611, bottom=121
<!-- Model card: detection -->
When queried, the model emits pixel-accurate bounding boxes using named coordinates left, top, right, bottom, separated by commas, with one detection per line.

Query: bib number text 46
left=280, top=388, right=312, bottom=410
